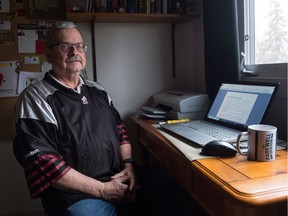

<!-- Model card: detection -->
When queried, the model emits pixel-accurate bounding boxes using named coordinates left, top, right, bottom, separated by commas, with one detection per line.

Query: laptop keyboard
left=181, top=120, right=240, bottom=140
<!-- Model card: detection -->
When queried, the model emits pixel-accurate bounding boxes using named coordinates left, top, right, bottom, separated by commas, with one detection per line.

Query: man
left=13, top=21, right=135, bottom=216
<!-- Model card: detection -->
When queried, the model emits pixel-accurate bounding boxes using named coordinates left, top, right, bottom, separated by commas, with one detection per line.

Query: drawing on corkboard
left=0, top=60, right=21, bottom=98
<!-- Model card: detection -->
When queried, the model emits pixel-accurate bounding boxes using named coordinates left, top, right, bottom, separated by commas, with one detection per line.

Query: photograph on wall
left=0, top=61, right=21, bottom=98
left=17, top=71, right=45, bottom=94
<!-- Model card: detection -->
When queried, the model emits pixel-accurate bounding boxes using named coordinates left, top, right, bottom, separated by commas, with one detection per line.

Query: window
left=242, top=0, right=288, bottom=65
left=238, top=0, right=287, bottom=78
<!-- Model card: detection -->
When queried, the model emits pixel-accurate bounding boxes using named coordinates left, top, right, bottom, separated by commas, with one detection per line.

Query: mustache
left=66, top=55, right=83, bottom=64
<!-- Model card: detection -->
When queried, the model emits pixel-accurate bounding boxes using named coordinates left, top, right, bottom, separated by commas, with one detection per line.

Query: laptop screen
left=207, top=82, right=278, bottom=129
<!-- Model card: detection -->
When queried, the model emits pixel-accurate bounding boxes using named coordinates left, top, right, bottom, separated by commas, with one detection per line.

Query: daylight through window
left=244, top=0, right=288, bottom=64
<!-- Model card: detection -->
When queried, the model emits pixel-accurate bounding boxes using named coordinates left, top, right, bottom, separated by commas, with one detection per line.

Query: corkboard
left=0, top=14, right=49, bottom=140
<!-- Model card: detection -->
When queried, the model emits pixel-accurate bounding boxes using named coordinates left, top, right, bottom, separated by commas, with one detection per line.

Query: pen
left=159, top=118, right=190, bottom=125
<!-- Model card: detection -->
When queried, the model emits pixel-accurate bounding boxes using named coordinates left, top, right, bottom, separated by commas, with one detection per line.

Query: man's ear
left=45, top=48, right=52, bottom=62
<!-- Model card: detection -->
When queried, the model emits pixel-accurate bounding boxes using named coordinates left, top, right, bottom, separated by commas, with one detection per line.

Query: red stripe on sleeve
left=24, top=154, right=71, bottom=198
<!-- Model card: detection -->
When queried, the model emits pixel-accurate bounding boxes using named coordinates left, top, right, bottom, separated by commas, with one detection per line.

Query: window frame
left=237, top=0, right=288, bottom=79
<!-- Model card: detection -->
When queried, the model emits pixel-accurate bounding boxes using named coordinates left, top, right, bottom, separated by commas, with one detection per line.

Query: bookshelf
left=65, top=12, right=199, bottom=23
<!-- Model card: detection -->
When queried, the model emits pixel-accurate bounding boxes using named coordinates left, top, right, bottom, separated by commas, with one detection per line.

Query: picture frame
left=28, top=0, right=65, bottom=19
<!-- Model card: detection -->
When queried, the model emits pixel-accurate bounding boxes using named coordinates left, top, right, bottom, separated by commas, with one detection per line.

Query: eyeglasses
left=49, top=42, right=88, bottom=52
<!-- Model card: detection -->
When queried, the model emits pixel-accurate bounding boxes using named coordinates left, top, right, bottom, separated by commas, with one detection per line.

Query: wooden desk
left=132, top=116, right=288, bottom=216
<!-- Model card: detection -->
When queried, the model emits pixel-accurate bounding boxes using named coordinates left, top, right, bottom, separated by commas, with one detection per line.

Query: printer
left=141, top=90, right=210, bottom=120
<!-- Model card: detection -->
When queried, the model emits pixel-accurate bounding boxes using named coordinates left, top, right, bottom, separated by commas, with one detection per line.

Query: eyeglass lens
left=52, top=43, right=88, bottom=52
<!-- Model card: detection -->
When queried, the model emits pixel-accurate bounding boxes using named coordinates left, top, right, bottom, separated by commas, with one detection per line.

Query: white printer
left=141, top=90, right=210, bottom=120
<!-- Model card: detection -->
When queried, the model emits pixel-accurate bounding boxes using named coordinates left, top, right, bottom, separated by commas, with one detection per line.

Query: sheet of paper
left=0, top=21, right=11, bottom=30
left=18, top=24, right=38, bottom=53
left=153, top=124, right=212, bottom=161
left=0, top=61, right=20, bottom=98
left=17, top=71, right=45, bottom=94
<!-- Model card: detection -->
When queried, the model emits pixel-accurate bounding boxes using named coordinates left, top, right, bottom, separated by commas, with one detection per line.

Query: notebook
left=160, top=82, right=279, bottom=146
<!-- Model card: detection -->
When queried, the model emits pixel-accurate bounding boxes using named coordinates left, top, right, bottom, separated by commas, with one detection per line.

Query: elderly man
left=13, top=21, right=135, bottom=216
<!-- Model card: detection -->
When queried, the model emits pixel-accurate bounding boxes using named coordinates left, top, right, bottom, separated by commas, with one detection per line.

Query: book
left=167, top=0, right=174, bottom=13
left=163, top=0, right=168, bottom=13
left=112, top=0, right=118, bottom=12
left=95, top=0, right=101, bottom=11
left=127, top=0, right=137, bottom=12
left=155, top=0, right=163, bottom=13
left=150, top=0, right=156, bottom=13
left=107, top=0, right=112, bottom=11
left=146, top=0, right=151, bottom=13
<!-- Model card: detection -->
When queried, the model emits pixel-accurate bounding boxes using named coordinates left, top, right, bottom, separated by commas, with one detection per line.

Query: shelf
left=66, top=12, right=199, bottom=23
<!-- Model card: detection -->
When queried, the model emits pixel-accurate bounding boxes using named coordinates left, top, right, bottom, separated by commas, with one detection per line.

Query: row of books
left=82, top=0, right=198, bottom=14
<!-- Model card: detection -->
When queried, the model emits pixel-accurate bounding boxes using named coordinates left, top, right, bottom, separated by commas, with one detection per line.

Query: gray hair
left=45, top=21, right=81, bottom=48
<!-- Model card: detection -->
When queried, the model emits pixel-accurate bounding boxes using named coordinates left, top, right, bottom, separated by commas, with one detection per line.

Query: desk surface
left=133, top=116, right=288, bottom=216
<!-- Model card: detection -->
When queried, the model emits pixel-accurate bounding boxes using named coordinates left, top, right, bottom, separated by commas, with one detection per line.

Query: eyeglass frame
left=48, top=42, right=88, bottom=53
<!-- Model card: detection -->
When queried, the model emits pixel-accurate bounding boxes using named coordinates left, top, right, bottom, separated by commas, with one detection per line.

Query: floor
left=118, top=164, right=209, bottom=216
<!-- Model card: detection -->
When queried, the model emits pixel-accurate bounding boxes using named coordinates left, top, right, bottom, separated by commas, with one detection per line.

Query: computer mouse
left=201, top=140, right=238, bottom=157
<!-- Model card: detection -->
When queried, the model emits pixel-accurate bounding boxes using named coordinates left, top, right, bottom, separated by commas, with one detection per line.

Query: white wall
left=0, top=14, right=205, bottom=215
left=94, top=21, right=205, bottom=119
left=95, top=23, right=175, bottom=115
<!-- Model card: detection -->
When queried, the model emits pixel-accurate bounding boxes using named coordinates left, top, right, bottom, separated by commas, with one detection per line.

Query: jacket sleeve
left=13, top=86, right=71, bottom=199
left=108, top=98, right=131, bottom=146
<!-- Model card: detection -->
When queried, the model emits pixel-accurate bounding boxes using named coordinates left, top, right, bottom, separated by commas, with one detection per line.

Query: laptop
left=160, top=82, right=279, bottom=146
